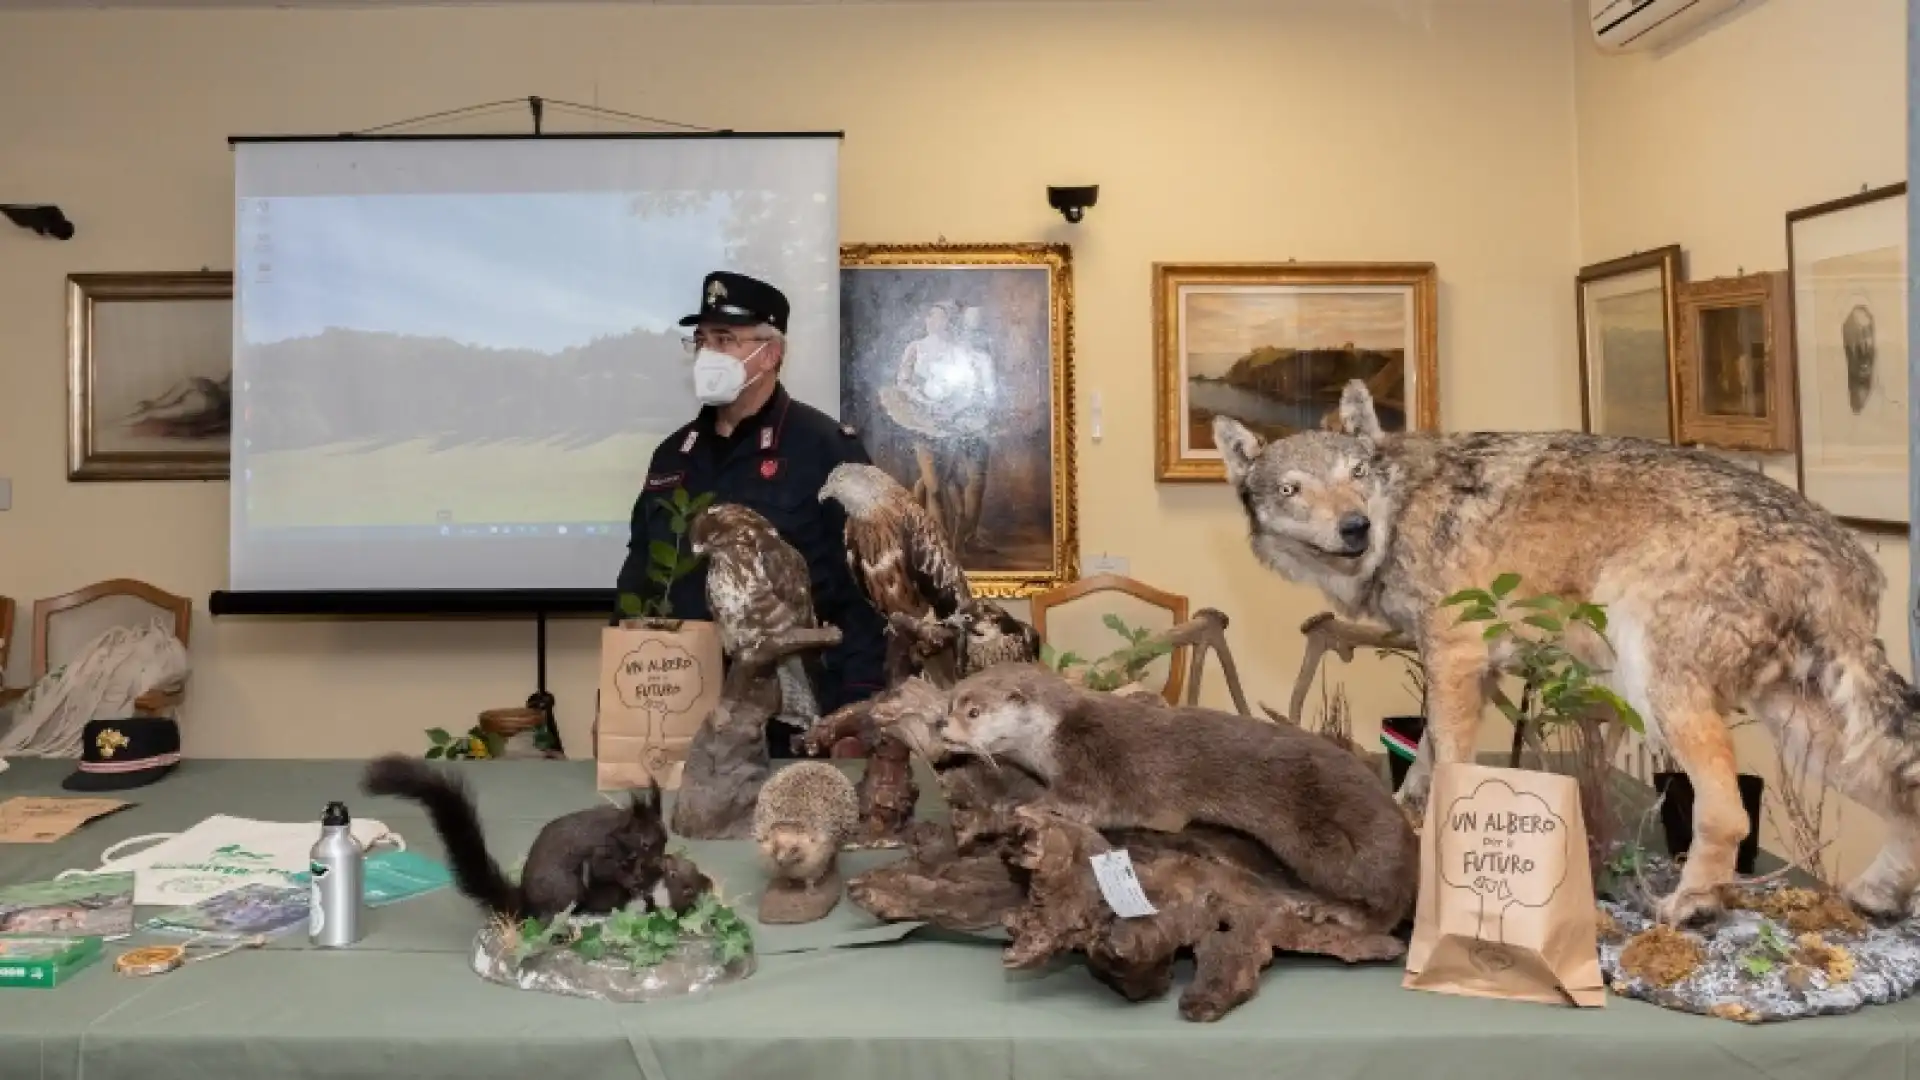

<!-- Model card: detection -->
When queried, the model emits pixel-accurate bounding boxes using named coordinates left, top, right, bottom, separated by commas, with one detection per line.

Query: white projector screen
left=226, top=134, right=841, bottom=594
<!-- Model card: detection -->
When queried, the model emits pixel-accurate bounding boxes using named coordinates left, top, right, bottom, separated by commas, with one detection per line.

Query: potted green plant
left=1040, top=613, right=1176, bottom=694
left=1440, top=572, right=1645, bottom=884
left=597, top=486, right=724, bottom=793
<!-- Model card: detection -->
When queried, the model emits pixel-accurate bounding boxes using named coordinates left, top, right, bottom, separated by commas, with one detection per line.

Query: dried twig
left=1287, top=613, right=1414, bottom=728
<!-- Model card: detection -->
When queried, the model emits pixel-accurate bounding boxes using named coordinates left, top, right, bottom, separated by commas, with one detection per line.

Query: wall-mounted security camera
left=0, top=204, right=75, bottom=240
left=1047, top=185, right=1098, bottom=224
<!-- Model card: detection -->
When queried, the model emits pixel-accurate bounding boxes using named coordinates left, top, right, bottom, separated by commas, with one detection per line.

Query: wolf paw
left=1655, top=886, right=1724, bottom=928
left=1394, top=777, right=1430, bottom=821
left=1842, top=878, right=1913, bottom=923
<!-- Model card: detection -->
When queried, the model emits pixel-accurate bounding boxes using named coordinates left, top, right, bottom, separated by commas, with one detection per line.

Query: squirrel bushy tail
left=360, top=754, right=521, bottom=918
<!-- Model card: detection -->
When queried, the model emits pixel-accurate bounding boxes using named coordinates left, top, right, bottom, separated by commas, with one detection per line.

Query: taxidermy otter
left=361, top=755, right=681, bottom=921
left=940, top=664, right=1420, bottom=929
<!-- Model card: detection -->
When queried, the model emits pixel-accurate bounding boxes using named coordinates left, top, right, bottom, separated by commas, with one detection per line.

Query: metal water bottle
left=308, top=800, right=363, bottom=948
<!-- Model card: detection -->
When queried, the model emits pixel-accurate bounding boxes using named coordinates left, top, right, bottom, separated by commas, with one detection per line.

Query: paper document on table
left=0, top=797, right=131, bottom=844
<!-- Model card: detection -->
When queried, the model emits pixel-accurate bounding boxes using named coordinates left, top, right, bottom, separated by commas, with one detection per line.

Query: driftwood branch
left=671, top=625, right=843, bottom=840
left=1286, top=612, right=1415, bottom=725
left=1001, top=806, right=1406, bottom=1022
left=799, top=676, right=938, bottom=847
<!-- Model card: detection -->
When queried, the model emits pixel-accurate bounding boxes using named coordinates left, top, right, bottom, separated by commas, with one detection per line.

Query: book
left=0, top=872, right=136, bottom=940
left=0, top=935, right=103, bottom=988
left=144, top=881, right=310, bottom=940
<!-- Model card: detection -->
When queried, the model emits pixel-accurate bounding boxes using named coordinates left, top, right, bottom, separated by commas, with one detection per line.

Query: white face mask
left=692, top=342, right=769, bottom=406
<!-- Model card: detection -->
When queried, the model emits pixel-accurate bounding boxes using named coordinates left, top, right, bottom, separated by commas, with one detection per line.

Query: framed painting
left=67, top=271, right=232, bottom=482
left=1576, top=245, right=1684, bottom=442
left=1787, top=183, right=1909, bottom=533
left=839, top=242, right=1077, bottom=597
left=1152, top=262, right=1439, bottom=483
left=1673, top=270, right=1796, bottom=454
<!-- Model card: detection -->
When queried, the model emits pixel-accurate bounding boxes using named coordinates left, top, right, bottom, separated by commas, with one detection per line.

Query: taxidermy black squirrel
left=361, top=754, right=684, bottom=921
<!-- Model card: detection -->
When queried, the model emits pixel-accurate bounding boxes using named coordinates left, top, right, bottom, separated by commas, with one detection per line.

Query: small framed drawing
left=1673, top=270, right=1796, bottom=454
left=67, top=271, right=232, bottom=482
left=1152, top=261, right=1439, bottom=482
left=839, top=242, right=1078, bottom=596
left=1576, top=245, right=1683, bottom=442
left=1786, top=182, right=1908, bottom=533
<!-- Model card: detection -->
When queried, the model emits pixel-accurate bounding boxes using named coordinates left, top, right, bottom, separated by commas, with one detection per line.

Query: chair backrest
left=32, top=578, right=192, bottom=680
left=1029, top=573, right=1190, bottom=705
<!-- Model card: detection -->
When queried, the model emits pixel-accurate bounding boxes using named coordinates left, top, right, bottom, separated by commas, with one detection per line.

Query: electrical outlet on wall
left=1089, top=391, right=1104, bottom=442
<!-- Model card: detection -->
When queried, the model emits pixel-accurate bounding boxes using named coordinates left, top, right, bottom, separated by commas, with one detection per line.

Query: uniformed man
left=613, top=270, right=888, bottom=754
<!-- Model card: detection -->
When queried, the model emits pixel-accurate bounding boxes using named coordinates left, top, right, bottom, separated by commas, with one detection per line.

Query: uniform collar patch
left=680, top=430, right=699, bottom=453
left=645, top=470, right=686, bottom=491
left=759, top=427, right=775, bottom=451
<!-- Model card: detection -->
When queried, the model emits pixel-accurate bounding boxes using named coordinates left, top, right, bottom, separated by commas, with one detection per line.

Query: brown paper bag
left=594, top=619, right=724, bottom=791
left=1403, top=761, right=1605, bottom=1007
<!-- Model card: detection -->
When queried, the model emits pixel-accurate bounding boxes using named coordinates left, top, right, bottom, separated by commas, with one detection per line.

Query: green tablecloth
left=2, top=757, right=1918, bottom=1080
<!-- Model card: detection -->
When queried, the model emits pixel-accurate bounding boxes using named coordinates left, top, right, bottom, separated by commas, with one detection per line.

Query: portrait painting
left=1673, top=271, right=1795, bottom=454
left=839, top=242, right=1077, bottom=596
left=1788, top=183, right=1909, bottom=531
left=67, top=271, right=232, bottom=482
left=1576, top=246, right=1682, bottom=442
left=1153, top=262, right=1438, bottom=482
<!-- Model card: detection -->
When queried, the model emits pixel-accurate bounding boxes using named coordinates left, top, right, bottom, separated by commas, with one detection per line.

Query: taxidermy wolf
left=1214, top=379, right=1920, bottom=928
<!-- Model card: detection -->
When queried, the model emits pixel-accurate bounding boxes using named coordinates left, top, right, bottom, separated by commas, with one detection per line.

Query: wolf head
left=1213, top=379, right=1396, bottom=601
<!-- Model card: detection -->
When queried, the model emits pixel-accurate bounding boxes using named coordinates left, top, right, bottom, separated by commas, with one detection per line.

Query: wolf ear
left=1212, top=416, right=1265, bottom=488
left=1337, top=380, right=1384, bottom=442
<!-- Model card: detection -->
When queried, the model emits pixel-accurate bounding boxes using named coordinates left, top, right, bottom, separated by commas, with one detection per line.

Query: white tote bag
left=57, top=813, right=403, bottom=906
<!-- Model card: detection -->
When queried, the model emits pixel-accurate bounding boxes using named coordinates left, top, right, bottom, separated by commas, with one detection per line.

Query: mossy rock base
left=1597, top=853, right=1920, bottom=1023
left=471, top=918, right=755, bottom=1003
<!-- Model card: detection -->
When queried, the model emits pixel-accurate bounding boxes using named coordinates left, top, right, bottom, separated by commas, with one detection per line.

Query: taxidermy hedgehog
left=752, top=761, right=860, bottom=924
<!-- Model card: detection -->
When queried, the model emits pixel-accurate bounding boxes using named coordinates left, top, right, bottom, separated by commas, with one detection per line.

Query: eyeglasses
left=682, top=331, right=769, bottom=355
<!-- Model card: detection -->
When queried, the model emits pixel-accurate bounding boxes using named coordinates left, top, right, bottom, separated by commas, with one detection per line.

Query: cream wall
left=0, top=0, right=1585, bottom=761
left=1573, top=0, right=1909, bottom=880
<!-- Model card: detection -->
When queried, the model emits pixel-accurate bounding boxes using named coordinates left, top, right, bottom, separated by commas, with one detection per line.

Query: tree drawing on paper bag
left=612, top=638, right=709, bottom=776
left=1438, top=777, right=1570, bottom=970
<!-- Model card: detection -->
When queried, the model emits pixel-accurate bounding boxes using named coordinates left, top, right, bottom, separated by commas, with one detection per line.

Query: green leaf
left=1509, top=595, right=1558, bottom=611
left=648, top=567, right=673, bottom=586
left=1490, top=573, right=1522, bottom=597
left=426, top=727, right=452, bottom=745
left=650, top=540, right=679, bottom=566
left=617, top=592, right=645, bottom=616
left=1482, top=622, right=1509, bottom=641
left=1495, top=698, right=1527, bottom=725
left=1440, top=588, right=1494, bottom=608
left=1522, top=614, right=1563, bottom=633
left=671, top=487, right=690, bottom=510
left=1456, top=605, right=1498, bottom=623
left=425, top=746, right=444, bottom=759
left=1101, top=613, right=1129, bottom=636
left=677, top=555, right=703, bottom=576
left=688, top=491, right=716, bottom=513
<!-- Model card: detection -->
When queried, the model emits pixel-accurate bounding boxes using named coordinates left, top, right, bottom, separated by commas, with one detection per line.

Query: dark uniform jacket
left=613, top=384, right=888, bottom=737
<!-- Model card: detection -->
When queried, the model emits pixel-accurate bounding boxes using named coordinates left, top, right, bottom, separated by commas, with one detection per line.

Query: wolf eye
left=1278, top=482, right=1299, bottom=497
left=1352, top=462, right=1370, bottom=479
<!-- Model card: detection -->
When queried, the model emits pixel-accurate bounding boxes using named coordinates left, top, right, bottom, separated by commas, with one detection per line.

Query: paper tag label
left=1088, top=850, right=1157, bottom=918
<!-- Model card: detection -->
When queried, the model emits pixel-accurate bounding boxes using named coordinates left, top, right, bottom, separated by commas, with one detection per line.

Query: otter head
left=1214, top=379, right=1396, bottom=589
left=758, top=821, right=834, bottom=884
left=942, top=667, right=1060, bottom=777
left=817, top=462, right=897, bottom=517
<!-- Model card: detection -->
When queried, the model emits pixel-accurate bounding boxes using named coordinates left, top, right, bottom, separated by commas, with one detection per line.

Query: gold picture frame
left=839, top=242, right=1078, bottom=597
left=1576, top=245, right=1684, bottom=442
left=1152, top=261, right=1439, bottom=483
left=67, top=270, right=232, bottom=482
left=1674, top=270, right=1796, bottom=454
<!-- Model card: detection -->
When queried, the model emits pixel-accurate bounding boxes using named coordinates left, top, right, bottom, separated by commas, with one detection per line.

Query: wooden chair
left=1030, top=573, right=1191, bottom=705
left=0, top=595, right=15, bottom=692
left=0, top=579, right=192, bottom=714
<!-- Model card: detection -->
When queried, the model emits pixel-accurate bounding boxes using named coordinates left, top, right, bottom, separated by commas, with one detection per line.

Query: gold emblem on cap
left=96, top=727, right=129, bottom=758
left=707, top=279, right=728, bottom=304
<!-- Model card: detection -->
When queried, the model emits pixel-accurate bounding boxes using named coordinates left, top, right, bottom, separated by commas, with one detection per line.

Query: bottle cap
left=322, top=801, right=351, bottom=827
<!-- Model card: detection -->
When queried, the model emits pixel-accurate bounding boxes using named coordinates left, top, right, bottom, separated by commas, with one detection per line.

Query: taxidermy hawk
left=687, top=502, right=822, bottom=727
left=818, top=462, right=1040, bottom=682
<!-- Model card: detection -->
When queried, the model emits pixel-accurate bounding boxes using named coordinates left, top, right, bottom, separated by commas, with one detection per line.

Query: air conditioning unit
left=1590, top=0, right=1745, bottom=54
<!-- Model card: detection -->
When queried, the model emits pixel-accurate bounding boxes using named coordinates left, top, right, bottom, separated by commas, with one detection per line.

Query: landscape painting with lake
left=1154, top=262, right=1438, bottom=482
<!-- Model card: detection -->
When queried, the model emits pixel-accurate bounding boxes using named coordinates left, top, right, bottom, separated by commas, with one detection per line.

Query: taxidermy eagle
left=818, top=462, right=1039, bottom=681
left=687, top=502, right=822, bottom=728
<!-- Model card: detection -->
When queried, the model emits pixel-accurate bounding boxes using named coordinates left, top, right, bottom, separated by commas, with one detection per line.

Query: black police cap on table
left=62, top=715, right=182, bottom=792
left=678, top=271, right=790, bottom=335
